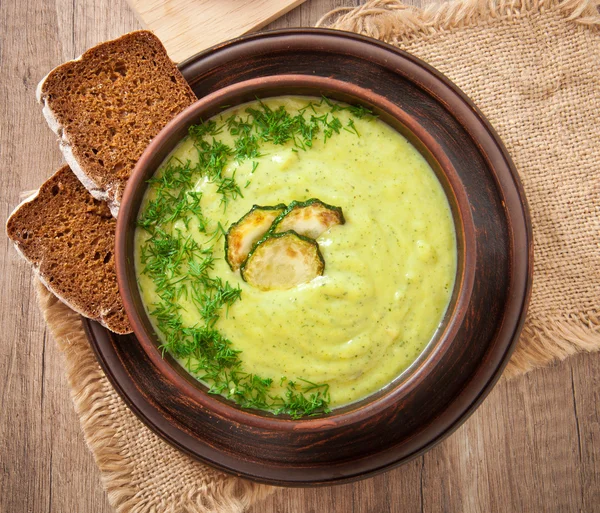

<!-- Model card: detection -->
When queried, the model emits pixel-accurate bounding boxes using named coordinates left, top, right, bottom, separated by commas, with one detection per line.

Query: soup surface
left=135, top=96, right=456, bottom=416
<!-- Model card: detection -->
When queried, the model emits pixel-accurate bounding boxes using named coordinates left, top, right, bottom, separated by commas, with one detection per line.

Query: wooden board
left=126, top=0, right=306, bottom=62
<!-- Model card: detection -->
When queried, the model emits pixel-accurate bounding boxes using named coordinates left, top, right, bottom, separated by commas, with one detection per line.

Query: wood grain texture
left=0, top=0, right=598, bottom=511
left=126, top=0, right=306, bottom=62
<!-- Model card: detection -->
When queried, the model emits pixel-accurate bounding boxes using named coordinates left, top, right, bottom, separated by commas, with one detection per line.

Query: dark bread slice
left=36, top=30, right=197, bottom=217
left=7, top=166, right=131, bottom=334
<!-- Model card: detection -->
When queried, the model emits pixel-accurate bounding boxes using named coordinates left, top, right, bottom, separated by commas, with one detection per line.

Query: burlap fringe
left=34, top=279, right=274, bottom=513
left=504, top=313, right=600, bottom=378
left=34, top=280, right=139, bottom=509
left=317, top=0, right=600, bottom=40
left=129, top=480, right=273, bottom=513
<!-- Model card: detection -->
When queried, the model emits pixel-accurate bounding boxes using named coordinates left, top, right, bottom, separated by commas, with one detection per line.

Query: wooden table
left=1, top=0, right=599, bottom=511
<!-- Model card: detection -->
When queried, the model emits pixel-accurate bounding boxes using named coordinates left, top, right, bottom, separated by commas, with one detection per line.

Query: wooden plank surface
left=126, top=0, right=306, bottom=62
left=0, top=0, right=598, bottom=512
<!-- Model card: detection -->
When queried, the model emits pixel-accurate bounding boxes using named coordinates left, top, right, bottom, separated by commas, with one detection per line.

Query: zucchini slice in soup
left=271, top=199, right=345, bottom=239
left=240, top=231, right=325, bottom=290
left=225, top=204, right=286, bottom=270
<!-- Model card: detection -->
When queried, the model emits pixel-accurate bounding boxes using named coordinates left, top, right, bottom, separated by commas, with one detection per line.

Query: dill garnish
left=137, top=97, right=373, bottom=417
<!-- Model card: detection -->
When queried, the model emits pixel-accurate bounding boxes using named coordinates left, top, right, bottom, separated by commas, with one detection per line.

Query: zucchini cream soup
left=135, top=96, right=456, bottom=418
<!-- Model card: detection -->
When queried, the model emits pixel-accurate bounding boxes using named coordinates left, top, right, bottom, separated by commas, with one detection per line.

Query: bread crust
left=6, top=166, right=132, bottom=334
left=36, top=30, right=197, bottom=217
left=17, top=30, right=197, bottom=332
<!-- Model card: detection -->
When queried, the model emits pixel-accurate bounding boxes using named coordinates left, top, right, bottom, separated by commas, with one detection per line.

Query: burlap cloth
left=34, top=0, right=600, bottom=511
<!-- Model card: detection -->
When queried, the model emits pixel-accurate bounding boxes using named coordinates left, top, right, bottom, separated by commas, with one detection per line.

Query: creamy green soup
left=135, top=96, right=456, bottom=416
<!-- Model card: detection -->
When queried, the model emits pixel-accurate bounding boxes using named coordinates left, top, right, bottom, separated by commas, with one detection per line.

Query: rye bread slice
left=6, top=166, right=131, bottom=334
left=36, top=30, right=197, bottom=217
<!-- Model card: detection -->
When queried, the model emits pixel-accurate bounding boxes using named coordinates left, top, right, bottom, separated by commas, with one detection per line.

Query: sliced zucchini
left=271, top=199, right=345, bottom=239
left=225, top=204, right=286, bottom=270
left=240, top=231, right=324, bottom=290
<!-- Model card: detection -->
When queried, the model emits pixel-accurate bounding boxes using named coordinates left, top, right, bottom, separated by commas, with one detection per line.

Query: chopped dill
left=137, top=96, right=370, bottom=417
left=216, top=172, right=243, bottom=208
left=188, top=119, right=222, bottom=138
left=344, top=118, right=360, bottom=137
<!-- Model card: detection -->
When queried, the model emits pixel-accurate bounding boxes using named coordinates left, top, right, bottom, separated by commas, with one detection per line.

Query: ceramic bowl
left=94, top=29, right=531, bottom=486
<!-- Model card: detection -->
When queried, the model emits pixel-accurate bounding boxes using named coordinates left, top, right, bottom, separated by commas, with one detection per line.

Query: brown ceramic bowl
left=117, top=73, right=476, bottom=423
left=104, top=29, right=531, bottom=486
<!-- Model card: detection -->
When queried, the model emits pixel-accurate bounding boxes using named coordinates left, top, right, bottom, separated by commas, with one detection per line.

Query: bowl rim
left=115, top=73, right=477, bottom=430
